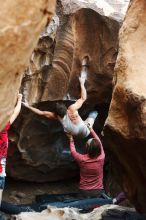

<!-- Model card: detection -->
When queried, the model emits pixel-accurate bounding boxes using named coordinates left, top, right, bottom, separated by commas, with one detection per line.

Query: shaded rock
left=104, top=0, right=146, bottom=214
left=21, top=15, right=59, bottom=104
left=7, top=101, right=79, bottom=182
left=0, top=0, right=56, bottom=130
left=23, top=7, right=119, bottom=104
left=68, top=8, right=119, bottom=106
left=7, top=7, right=120, bottom=181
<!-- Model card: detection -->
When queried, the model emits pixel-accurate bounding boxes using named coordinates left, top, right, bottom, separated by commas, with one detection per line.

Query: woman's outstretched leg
left=84, top=111, right=98, bottom=128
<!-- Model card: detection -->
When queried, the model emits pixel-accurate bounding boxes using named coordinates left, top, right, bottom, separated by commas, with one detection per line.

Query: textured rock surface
left=15, top=205, right=145, bottom=220
left=0, top=0, right=56, bottom=130
left=21, top=0, right=128, bottom=104
left=41, top=8, right=119, bottom=104
left=7, top=6, right=120, bottom=182
left=104, top=0, right=146, bottom=214
left=61, top=0, right=130, bottom=21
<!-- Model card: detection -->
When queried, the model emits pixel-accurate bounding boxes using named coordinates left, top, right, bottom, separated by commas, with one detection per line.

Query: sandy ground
left=3, top=177, right=79, bottom=204
left=3, top=177, right=131, bottom=208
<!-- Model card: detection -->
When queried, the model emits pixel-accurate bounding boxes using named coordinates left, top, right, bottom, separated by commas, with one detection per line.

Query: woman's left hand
left=66, top=133, right=73, bottom=140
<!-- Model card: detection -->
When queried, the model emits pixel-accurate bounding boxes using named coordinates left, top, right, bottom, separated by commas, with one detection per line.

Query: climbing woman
left=22, top=57, right=98, bottom=138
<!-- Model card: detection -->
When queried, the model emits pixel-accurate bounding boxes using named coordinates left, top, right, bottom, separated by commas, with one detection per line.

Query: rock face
left=41, top=8, right=119, bottom=104
left=0, top=0, right=56, bottom=131
left=7, top=6, right=120, bottom=182
left=21, top=0, right=127, bottom=105
left=105, top=0, right=146, bottom=214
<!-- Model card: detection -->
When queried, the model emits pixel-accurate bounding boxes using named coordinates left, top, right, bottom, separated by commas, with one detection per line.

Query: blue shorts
left=88, top=111, right=98, bottom=119
left=0, top=158, right=6, bottom=189
left=0, top=176, right=5, bottom=189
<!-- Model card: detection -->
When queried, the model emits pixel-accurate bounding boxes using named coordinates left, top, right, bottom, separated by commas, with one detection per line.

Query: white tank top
left=59, top=114, right=90, bottom=137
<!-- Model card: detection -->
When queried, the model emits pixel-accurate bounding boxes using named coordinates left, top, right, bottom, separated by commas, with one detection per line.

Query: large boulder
left=7, top=6, right=120, bottom=182
left=105, top=0, right=146, bottom=214
left=0, top=0, right=56, bottom=131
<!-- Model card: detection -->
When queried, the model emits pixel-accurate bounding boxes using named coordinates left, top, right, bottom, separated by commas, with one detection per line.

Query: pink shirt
left=69, top=129, right=105, bottom=190
left=0, top=122, right=11, bottom=159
